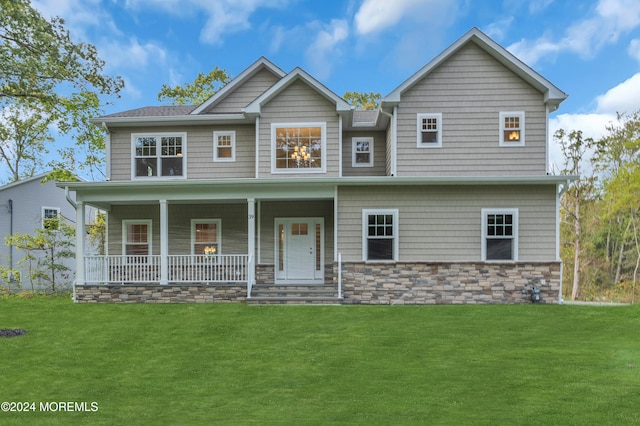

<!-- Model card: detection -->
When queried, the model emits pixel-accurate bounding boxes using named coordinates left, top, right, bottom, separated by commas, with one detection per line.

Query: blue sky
left=31, top=0, right=640, bottom=172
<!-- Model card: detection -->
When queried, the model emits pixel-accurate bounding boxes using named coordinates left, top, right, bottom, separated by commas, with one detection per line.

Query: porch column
left=75, top=201, right=85, bottom=286
left=247, top=198, right=256, bottom=287
left=159, top=199, right=169, bottom=285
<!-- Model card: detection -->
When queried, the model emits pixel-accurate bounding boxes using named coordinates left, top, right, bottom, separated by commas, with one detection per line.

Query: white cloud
left=97, top=38, right=167, bottom=73
left=629, top=39, right=640, bottom=62
left=305, top=20, right=349, bottom=80
left=508, top=0, right=640, bottom=66
left=595, top=72, right=640, bottom=114
left=355, top=0, right=423, bottom=35
left=354, top=0, right=457, bottom=36
left=547, top=72, right=640, bottom=172
left=33, top=0, right=120, bottom=40
left=124, top=0, right=289, bottom=45
left=484, top=17, right=514, bottom=42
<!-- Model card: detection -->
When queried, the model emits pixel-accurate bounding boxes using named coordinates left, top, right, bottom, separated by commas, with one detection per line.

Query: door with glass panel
left=275, top=218, right=324, bottom=283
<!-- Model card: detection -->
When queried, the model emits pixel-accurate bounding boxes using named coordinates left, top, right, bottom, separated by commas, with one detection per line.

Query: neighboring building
left=0, top=173, right=77, bottom=291
left=59, top=28, right=575, bottom=304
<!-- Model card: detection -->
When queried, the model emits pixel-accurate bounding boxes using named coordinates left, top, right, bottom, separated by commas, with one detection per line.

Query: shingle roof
left=352, top=110, right=378, bottom=123
left=100, top=105, right=196, bottom=118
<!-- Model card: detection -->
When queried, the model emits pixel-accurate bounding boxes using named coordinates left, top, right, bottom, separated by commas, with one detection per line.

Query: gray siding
left=341, top=131, right=387, bottom=176
left=337, top=185, right=557, bottom=262
left=396, top=43, right=548, bottom=176
left=0, top=178, right=80, bottom=289
left=107, top=203, right=248, bottom=256
left=258, top=80, right=340, bottom=178
left=206, top=68, right=281, bottom=114
left=109, top=124, right=256, bottom=181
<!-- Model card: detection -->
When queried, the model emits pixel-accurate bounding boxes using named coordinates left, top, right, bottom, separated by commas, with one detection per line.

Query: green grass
left=1, top=299, right=639, bottom=425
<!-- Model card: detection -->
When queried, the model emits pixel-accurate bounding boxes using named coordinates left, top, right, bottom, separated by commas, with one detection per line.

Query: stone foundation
left=339, top=262, right=561, bottom=305
left=74, top=283, right=246, bottom=303
left=74, top=262, right=561, bottom=304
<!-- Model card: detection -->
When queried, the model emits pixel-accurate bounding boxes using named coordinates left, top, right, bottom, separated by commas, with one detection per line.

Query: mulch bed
left=0, top=329, right=27, bottom=337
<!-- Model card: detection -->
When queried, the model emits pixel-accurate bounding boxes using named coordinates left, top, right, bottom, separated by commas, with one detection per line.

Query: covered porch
left=63, top=179, right=340, bottom=302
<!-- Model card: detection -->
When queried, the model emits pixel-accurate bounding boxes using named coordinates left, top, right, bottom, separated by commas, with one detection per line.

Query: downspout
left=64, top=186, right=79, bottom=302
left=379, top=106, right=397, bottom=177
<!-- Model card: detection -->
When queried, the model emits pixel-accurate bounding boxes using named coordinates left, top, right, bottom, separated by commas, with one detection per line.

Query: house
left=59, top=28, right=574, bottom=304
left=0, top=173, right=77, bottom=292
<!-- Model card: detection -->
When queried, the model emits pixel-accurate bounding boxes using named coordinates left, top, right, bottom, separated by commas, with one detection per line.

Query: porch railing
left=84, top=255, right=249, bottom=284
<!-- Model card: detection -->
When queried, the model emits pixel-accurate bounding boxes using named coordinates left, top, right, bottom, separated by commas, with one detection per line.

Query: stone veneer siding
left=338, top=262, right=561, bottom=305
left=74, top=283, right=246, bottom=303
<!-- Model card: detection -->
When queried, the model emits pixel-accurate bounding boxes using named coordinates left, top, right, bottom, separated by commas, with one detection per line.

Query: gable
left=383, top=28, right=566, bottom=111
left=261, top=79, right=338, bottom=114
left=200, top=67, right=282, bottom=114
left=403, top=42, right=542, bottom=105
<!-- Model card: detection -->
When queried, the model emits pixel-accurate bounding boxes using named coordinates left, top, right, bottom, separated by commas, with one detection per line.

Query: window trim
left=213, top=131, right=236, bottom=162
left=271, top=122, right=327, bottom=174
left=416, top=113, right=442, bottom=148
left=122, top=219, right=152, bottom=257
left=362, top=209, right=399, bottom=262
left=42, top=206, right=60, bottom=229
left=499, top=111, right=525, bottom=147
left=352, top=137, right=374, bottom=167
left=131, top=132, right=187, bottom=179
left=190, top=219, right=222, bottom=255
left=481, top=208, right=518, bottom=262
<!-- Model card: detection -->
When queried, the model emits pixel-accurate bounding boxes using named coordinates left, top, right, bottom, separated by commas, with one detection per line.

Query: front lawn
left=1, top=298, right=639, bottom=425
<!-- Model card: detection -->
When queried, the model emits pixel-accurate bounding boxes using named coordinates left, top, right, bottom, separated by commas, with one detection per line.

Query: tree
left=0, top=103, right=54, bottom=182
left=556, top=129, right=597, bottom=300
left=0, top=0, right=124, bottom=180
left=591, top=112, right=640, bottom=302
left=343, top=91, right=381, bottom=110
left=158, top=67, right=231, bottom=106
left=5, top=215, right=75, bottom=292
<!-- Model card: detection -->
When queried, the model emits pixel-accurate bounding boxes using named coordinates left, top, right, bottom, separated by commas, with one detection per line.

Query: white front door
left=275, top=218, right=324, bottom=283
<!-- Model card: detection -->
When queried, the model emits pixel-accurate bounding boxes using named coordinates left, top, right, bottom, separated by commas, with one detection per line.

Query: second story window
left=214, top=131, right=235, bottom=162
left=352, top=137, right=374, bottom=167
left=499, top=112, right=525, bottom=146
left=271, top=123, right=326, bottom=173
left=417, top=113, right=442, bottom=148
left=132, top=133, right=186, bottom=178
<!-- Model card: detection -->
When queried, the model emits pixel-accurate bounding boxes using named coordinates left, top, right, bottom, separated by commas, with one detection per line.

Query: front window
left=352, top=137, right=374, bottom=167
left=271, top=123, right=326, bottom=173
left=123, top=220, right=151, bottom=256
left=417, top=113, right=442, bottom=148
left=213, top=131, right=235, bottom=162
left=191, top=219, right=221, bottom=255
left=362, top=209, right=399, bottom=261
left=499, top=112, right=525, bottom=146
left=482, top=209, right=518, bottom=261
left=133, top=133, right=185, bottom=178
left=42, top=207, right=60, bottom=230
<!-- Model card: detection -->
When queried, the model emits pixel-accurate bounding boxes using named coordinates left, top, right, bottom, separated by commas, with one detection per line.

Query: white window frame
left=271, top=122, right=327, bottom=174
left=362, top=209, right=399, bottom=262
left=122, top=219, right=152, bottom=257
left=481, top=208, right=518, bottom=261
left=131, top=132, right=187, bottom=179
left=352, top=137, right=374, bottom=167
left=416, top=113, right=442, bottom=148
left=213, top=131, right=236, bottom=162
left=42, top=206, right=60, bottom=229
left=499, top=112, right=525, bottom=147
left=190, top=219, right=222, bottom=255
